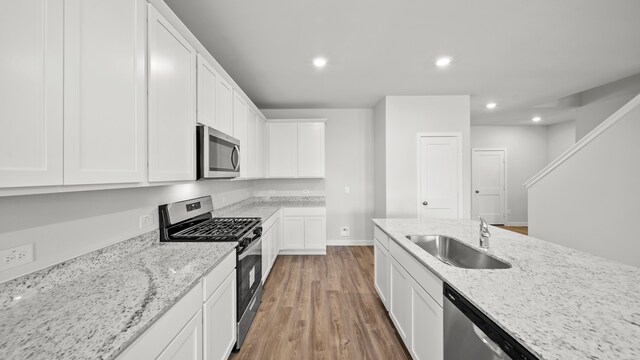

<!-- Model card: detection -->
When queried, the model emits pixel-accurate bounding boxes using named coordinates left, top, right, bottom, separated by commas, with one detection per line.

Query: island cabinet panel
left=389, top=256, right=413, bottom=348
left=204, top=270, right=236, bottom=360
left=147, top=4, right=196, bottom=182
left=63, top=0, right=147, bottom=185
left=376, top=225, right=444, bottom=360
left=0, top=0, right=63, bottom=188
left=411, top=277, right=443, bottom=360
left=374, top=237, right=390, bottom=310
left=157, top=310, right=203, bottom=360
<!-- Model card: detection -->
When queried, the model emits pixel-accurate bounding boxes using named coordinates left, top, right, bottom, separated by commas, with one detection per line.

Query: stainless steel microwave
left=197, top=126, right=240, bottom=179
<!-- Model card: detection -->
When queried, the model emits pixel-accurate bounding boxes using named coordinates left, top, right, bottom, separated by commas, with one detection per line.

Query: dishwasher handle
left=473, top=324, right=505, bottom=358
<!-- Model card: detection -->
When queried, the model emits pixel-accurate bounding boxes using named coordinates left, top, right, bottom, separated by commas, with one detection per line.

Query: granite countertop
left=0, top=233, right=236, bottom=360
left=214, top=196, right=326, bottom=221
left=372, top=218, right=640, bottom=360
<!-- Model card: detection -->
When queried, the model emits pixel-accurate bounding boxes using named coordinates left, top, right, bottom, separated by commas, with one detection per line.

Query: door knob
left=422, top=201, right=428, bottom=206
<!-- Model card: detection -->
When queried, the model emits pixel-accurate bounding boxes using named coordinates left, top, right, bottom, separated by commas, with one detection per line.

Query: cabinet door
left=196, top=54, right=216, bottom=128
left=148, top=4, right=196, bottom=182
left=389, top=257, right=412, bottom=349
left=216, top=77, right=233, bottom=135
left=374, top=240, right=389, bottom=310
left=268, top=123, right=297, bottom=177
left=246, top=109, right=257, bottom=178
left=204, top=270, right=236, bottom=360
left=297, top=122, right=325, bottom=177
left=0, top=0, right=63, bottom=188
left=232, top=92, right=247, bottom=178
left=304, top=216, right=326, bottom=249
left=157, top=310, right=203, bottom=360
left=411, top=280, right=443, bottom=360
left=283, top=216, right=305, bottom=249
left=63, top=0, right=146, bottom=185
left=257, top=118, right=265, bottom=178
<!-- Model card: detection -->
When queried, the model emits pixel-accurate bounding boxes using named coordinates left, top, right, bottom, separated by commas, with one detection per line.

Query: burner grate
left=173, top=217, right=260, bottom=240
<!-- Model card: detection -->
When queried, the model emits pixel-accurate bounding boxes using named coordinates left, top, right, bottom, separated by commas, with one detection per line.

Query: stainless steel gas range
left=158, top=196, right=262, bottom=350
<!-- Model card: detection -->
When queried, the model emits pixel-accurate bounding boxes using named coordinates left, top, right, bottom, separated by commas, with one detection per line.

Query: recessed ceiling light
left=313, top=57, right=327, bottom=68
left=486, top=102, right=497, bottom=109
left=532, top=116, right=542, bottom=122
left=435, top=56, right=452, bottom=67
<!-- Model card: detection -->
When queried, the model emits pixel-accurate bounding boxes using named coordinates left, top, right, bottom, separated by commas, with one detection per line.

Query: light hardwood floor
left=497, top=226, right=528, bottom=236
left=231, top=246, right=411, bottom=360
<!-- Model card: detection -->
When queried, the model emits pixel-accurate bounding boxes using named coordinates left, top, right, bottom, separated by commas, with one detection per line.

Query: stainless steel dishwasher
left=443, top=284, right=539, bottom=360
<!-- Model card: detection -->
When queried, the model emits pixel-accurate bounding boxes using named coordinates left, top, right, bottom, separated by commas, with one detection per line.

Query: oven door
left=197, top=126, right=240, bottom=179
left=237, top=236, right=262, bottom=320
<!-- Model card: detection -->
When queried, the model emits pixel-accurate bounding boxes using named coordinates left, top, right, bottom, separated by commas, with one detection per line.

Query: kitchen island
left=373, top=218, right=640, bottom=360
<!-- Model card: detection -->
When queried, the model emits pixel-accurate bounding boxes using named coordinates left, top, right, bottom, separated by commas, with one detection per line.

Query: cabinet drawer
left=283, top=207, right=326, bottom=217
left=389, top=239, right=443, bottom=307
left=203, top=250, right=236, bottom=302
left=374, top=226, right=389, bottom=250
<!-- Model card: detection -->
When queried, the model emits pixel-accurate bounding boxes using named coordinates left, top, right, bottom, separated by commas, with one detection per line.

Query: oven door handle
left=238, top=237, right=262, bottom=260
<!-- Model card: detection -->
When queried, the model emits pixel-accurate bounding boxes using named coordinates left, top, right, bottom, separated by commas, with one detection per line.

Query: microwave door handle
left=232, top=145, right=240, bottom=171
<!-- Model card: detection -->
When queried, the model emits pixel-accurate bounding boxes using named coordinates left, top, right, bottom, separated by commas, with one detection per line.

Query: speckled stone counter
left=0, top=231, right=236, bottom=360
left=214, top=196, right=326, bottom=221
left=372, top=218, right=640, bottom=360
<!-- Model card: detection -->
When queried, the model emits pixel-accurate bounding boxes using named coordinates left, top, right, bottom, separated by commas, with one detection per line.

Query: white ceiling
left=164, top=0, right=640, bottom=124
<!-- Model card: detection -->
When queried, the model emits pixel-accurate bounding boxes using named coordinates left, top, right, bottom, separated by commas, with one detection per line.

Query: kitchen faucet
left=479, top=217, right=490, bottom=250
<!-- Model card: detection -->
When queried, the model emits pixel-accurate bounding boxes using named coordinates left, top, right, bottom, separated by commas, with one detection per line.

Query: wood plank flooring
left=230, top=246, right=411, bottom=360
left=497, top=226, right=528, bottom=236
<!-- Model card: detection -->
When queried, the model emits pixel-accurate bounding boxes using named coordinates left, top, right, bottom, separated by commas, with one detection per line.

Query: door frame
left=416, top=132, right=463, bottom=219
left=471, top=148, right=508, bottom=224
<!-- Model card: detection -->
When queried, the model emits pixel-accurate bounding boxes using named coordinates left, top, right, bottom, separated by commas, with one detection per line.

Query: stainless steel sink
left=405, top=235, right=511, bottom=269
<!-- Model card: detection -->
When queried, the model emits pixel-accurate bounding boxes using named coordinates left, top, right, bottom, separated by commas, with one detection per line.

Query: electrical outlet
left=340, top=227, right=350, bottom=237
left=0, top=244, right=34, bottom=271
left=344, top=186, right=350, bottom=194
left=139, top=214, right=154, bottom=228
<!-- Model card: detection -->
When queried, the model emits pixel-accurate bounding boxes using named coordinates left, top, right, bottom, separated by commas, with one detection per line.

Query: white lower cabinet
left=158, top=310, right=203, bottom=360
left=410, top=277, right=443, bottom=360
left=262, top=209, right=283, bottom=282
left=377, top=226, right=443, bottom=360
left=389, top=256, right=412, bottom=346
left=118, top=251, right=236, bottom=360
left=204, top=270, right=236, bottom=360
left=281, top=208, right=326, bottom=254
left=373, top=238, right=389, bottom=310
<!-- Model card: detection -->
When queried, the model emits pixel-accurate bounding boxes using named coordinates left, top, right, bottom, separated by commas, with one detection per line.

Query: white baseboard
left=506, top=222, right=528, bottom=226
left=278, top=249, right=326, bottom=256
left=327, top=239, right=374, bottom=246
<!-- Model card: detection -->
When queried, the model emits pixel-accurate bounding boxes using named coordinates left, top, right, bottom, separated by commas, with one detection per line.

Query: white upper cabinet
left=297, top=122, right=325, bottom=177
left=257, top=118, right=266, bottom=178
left=267, top=120, right=325, bottom=178
left=196, top=54, right=217, bottom=129
left=232, top=91, right=248, bottom=178
left=0, top=0, right=63, bottom=188
left=246, top=108, right=258, bottom=178
left=147, top=4, right=196, bottom=182
left=63, top=0, right=146, bottom=185
left=267, top=123, right=298, bottom=178
left=216, top=76, right=233, bottom=136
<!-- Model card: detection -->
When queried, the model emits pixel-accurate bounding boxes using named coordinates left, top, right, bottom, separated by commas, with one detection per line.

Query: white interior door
left=472, top=149, right=506, bottom=225
left=418, top=135, right=460, bottom=219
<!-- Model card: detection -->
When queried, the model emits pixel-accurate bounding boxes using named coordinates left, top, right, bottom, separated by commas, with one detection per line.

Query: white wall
left=373, top=100, right=386, bottom=219
left=528, top=96, right=640, bottom=267
left=261, top=109, right=375, bottom=242
left=575, top=73, right=640, bottom=140
left=382, top=96, right=471, bottom=218
left=546, top=121, right=576, bottom=163
left=471, top=126, right=548, bottom=225
left=0, top=180, right=254, bottom=283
